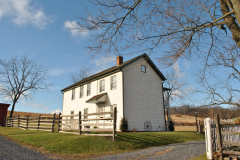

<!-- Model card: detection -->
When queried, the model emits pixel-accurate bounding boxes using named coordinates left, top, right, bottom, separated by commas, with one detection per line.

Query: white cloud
left=21, top=99, right=48, bottom=110
left=91, top=56, right=116, bottom=74
left=173, top=61, right=185, bottom=78
left=0, top=0, right=54, bottom=29
left=50, top=109, right=62, bottom=114
left=64, top=20, right=89, bottom=37
left=183, top=61, right=190, bottom=69
left=48, top=68, right=67, bottom=76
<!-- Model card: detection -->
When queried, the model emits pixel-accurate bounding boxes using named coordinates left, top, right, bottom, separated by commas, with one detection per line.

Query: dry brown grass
left=174, top=126, right=197, bottom=132
left=7, top=111, right=53, bottom=117
left=171, top=114, right=205, bottom=125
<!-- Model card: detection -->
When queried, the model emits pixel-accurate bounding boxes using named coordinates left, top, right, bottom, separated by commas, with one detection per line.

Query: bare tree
left=164, top=69, right=187, bottom=101
left=70, top=0, right=240, bottom=108
left=0, top=56, right=51, bottom=118
left=69, top=66, right=91, bottom=83
left=74, top=0, right=240, bottom=67
left=195, top=43, right=240, bottom=107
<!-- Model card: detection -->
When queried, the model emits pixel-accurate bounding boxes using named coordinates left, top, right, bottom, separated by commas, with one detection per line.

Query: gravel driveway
left=95, top=140, right=206, bottom=160
left=0, top=134, right=205, bottom=160
left=0, top=135, right=57, bottom=160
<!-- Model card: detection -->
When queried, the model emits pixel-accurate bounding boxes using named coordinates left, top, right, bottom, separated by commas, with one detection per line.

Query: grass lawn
left=0, top=127, right=205, bottom=157
left=191, top=153, right=207, bottom=160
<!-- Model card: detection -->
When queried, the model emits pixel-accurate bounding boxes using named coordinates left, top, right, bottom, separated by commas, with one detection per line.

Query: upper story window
left=141, top=65, right=146, bottom=73
left=87, top=83, right=91, bottom=96
left=72, top=89, right=75, bottom=100
left=100, top=79, right=105, bottom=93
left=80, top=86, right=84, bottom=98
left=110, top=75, right=117, bottom=90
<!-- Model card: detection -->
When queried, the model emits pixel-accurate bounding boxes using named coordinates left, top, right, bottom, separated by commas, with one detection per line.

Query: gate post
left=216, top=115, right=223, bottom=160
left=205, top=118, right=213, bottom=159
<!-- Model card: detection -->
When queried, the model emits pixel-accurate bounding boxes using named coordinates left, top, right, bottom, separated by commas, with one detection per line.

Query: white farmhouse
left=61, top=53, right=168, bottom=131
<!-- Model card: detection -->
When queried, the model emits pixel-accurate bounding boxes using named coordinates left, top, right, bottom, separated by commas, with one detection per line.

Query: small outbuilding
left=0, top=103, right=10, bottom=126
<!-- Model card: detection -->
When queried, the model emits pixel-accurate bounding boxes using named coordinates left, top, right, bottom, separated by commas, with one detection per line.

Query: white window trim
left=141, top=65, right=146, bottom=73
left=72, top=89, right=75, bottom=100
left=110, top=75, right=117, bottom=90
left=80, top=86, right=84, bottom=98
left=99, top=79, right=105, bottom=93
left=87, top=83, right=91, bottom=96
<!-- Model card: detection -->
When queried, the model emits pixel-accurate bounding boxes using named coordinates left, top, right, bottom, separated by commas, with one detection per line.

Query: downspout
left=121, top=69, right=124, bottom=118
left=162, top=81, right=167, bottom=131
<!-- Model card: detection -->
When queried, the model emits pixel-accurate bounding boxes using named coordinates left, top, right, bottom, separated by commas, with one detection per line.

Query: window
left=141, top=65, right=146, bottom=73
left=72, top=89, right=75, bottom=100
left=84, top=108, right=88, bottom=119
left=100, top=79, right=105, bottom=93
left=110, top=75, right=117, bottom=90
left=80, top=86, right=84, bottom=98
left=98, top=104, right=104, bottom=118
left=70, top=110, right=74, bottom=120
left=84, top=108, right=90, bottom=128
left=87, top=83, right=91, bottom=96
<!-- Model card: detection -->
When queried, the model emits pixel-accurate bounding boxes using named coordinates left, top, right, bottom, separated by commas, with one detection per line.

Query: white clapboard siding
left=62, top=71, right=123, bottom=131
left=122, top=58, right=166, bottom=131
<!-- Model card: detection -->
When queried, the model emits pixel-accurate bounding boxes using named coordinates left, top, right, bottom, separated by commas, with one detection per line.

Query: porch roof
left=86, top=93, right=107, bottom=104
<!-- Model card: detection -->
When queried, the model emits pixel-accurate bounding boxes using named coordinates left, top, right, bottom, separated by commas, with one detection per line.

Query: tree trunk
left=220, top=0, right=240, bottom=47
left=10, top=101, right=16, bottom=118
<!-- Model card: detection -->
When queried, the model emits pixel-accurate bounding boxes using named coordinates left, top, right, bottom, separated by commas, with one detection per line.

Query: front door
left=98, top=104, right=104, bottom=118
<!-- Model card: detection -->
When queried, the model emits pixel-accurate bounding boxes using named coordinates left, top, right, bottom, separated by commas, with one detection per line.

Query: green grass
left=191, top=153, right=207, bottom=160
left=0, top=127, right=205, bottom=156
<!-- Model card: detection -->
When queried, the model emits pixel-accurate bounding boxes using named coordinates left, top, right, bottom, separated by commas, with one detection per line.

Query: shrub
left=199, top=121, right=204, bottom=133
left=132, top=127, right=137, bottom=132
left=120, top=117, right=128, bottom=132
left=234, top=117, right=240, bottom=124
left=169, top=119, right=175, bottom=131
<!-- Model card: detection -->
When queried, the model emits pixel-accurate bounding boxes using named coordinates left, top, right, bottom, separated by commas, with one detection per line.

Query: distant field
left=175, top=126, right=197, bottom=132
left=7, top=111, right=53, bottom=117
left=171, top=114, right=205, bottom=126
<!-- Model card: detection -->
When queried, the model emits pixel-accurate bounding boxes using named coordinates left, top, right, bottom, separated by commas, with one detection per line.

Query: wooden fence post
left=113, top=107, right=117, bottom=141
left=197, top=120, right=200, bottom=134
left=216, top=114, right=223, bottom=160
left=79, top=111, right=82, bottom=135
left=11, top=117, right=14, bottom=127
left=52, top=113, right=56, bottom=132
left=38, top=114, right=41, bottom=130
left=18, top=115, right=20, bottom=128
left=26, top=116, right=29, bottom=130
left=4, top=116, right=6, bottom=127
left=58, top=113, right=61, bottom=133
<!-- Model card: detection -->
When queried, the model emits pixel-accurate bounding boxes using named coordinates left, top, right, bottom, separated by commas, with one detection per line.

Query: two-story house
left=61, top=53, right=167, bottom=131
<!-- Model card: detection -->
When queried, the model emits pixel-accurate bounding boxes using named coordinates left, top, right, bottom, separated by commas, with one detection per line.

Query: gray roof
left=61, top=53, right=166, bottom=92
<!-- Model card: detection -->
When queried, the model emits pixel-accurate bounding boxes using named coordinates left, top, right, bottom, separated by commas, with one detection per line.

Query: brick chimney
left=116, top=56, right=123, bottom=66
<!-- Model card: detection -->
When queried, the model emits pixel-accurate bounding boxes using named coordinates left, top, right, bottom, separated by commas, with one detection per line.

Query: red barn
left=0, top=103, right=10, bottom=126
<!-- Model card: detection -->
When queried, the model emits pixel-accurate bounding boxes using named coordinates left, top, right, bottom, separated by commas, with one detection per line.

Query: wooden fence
left=58, top=107, right=117, bottom=141
left=6, top=107, right=117, bottom=141
left=6, top=114, right=56, bottom=132
left=205, top=115, right=240, bottom=160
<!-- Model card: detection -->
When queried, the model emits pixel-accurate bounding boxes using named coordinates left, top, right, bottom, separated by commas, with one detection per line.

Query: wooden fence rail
left=58, top=107, right=117, bottom=141
left=6, top=107, right=117, bottom=141
left=6, top=114, right=56, bottom=132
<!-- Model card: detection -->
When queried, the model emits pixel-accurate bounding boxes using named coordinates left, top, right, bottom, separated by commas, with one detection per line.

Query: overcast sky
left=0, top=0, right=214, bottom=114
